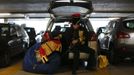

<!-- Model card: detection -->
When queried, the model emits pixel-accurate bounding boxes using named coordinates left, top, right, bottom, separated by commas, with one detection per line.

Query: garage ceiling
left=0, top=0, right=134, bottom=18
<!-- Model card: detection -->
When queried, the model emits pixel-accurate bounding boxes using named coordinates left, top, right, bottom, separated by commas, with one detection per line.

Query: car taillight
left=89, top=32, right=97, bottom=41
left=116, top=31, right=130, bottom=39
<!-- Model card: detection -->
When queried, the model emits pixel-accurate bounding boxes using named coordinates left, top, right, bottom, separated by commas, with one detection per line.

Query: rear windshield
left=52, top=6, right=89, bottom=16
left=123, top=20, right=134, bottom=29
left=52, top=22, right=70, bottom=32
left=0, top=26, right=9, bottom=36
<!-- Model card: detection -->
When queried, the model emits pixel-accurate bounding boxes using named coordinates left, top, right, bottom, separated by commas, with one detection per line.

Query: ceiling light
left=0, top=13, right=11, bottom=15
left=24, top=14, right=30, bottom=19
left=108, top=18, right=119, bottom=20
left=56, top=0, right=70, bottom=2
left=91, top=12, right=96, bottom=15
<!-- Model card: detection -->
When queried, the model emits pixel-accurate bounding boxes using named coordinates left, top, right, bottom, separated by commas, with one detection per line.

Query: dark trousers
left=71, top=45, right=96, bottom=74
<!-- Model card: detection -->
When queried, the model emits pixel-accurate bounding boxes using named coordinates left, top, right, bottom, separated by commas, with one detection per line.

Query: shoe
left=72, top=72, right=77, bottom=75
left=86, top=66, right=96, bottom=71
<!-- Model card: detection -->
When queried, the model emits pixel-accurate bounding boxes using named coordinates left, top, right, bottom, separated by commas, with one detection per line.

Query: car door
left=9, top=26, right=24, bottom=56
left=104, top=21, right=116, bottom=49
left=97, top=27, right=107, bottom=49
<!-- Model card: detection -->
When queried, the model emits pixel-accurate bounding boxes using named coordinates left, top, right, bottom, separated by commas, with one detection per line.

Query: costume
left=23, top=31, right=62, bottom=74
left=63, top=13, right=96, bottom=74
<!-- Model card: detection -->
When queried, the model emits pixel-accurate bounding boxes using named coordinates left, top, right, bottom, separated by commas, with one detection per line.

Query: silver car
left=98, top=18, right=134, bottom=64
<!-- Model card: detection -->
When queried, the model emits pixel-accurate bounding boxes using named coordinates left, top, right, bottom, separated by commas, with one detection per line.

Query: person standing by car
left=65, top=13, right=96, bottom=74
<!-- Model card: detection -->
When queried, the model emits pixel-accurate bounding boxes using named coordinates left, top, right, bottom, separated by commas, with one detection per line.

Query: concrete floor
left=0, top=58, right=134, bottom=75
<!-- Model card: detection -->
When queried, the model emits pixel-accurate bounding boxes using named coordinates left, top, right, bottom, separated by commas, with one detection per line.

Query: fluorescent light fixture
left=56, top=0, right=70, bottom=2
left=0, top=13, right=11, bottom=15
left=91, top=12, right=96, bottom=15
left=108, top=18, right=119, bottom=20
left=56, top=0, right=87, bottom=2
left=74, top=0, right=87, bottom=2
left=24, top=14, right=30, bottom=19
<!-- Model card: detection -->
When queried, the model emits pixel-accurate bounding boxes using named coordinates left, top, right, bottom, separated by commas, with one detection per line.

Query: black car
left=96, top=27, right=106, bottom=37
left=0, top=23, right=29, bottom=66
left=24, top=27, right=36, bottom=47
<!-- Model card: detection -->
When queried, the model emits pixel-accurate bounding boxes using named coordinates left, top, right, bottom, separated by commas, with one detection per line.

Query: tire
left=97, top=41, right=107, bottom=55
left=97, top=41, right=103, bottom=55
left=0, top=53, right=10, bottom=67
left=108, top=44, right=120, bottom=65
left=97, top=41, right=100, bottom=55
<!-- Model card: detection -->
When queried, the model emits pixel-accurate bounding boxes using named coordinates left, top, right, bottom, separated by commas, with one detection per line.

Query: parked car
left=98, top=18, right=134, bottom=64
left=45, top=0, right=97, bottom=67
left=97, top=27, right=107, bottom=54
left=24, top=27, right=36, bottom=47
left=0, top=23, right=29, bottom=66
left=96, top=27, right=106, bottom=37
left=35, top=31, right=45, bottom=43
left=22, top=0, right=97, bottom=74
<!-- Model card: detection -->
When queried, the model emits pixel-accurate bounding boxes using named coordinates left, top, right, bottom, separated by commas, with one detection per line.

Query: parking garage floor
left=0, top=56, right=134, bottom=75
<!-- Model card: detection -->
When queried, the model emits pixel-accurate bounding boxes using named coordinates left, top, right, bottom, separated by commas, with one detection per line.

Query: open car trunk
left=49, top=0, right=93, bottom=17
left=45, top=0, right=97, bottom=60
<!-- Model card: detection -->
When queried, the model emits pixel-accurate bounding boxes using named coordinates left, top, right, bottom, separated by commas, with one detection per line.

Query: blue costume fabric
left=23, top=43, right=61, bottom=74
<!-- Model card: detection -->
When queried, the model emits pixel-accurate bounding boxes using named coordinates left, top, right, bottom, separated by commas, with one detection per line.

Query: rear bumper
left=88, top=41, right=97, bottom=52
left=115, top=44, right=134, bottom=57
left=0, top=45, right=8, bottom=50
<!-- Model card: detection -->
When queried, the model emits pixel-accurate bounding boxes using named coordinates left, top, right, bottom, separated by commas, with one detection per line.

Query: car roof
left=0, top=23, right=19, bottom=26
left=123, top=18, right=134, bottom=21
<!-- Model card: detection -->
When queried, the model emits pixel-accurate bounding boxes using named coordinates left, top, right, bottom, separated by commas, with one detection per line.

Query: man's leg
left=72, top=46, right=80, bottom=75
left=86, top=47, right=97, bottom=70
left=81, top=46, right=96, bottom=70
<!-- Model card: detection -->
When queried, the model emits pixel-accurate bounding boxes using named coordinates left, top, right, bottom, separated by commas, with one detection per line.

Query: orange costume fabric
left=38, top=39, right=61, bottom=63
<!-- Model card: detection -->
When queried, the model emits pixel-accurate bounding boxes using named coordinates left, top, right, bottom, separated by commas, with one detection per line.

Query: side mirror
left=104, top=32, right=109, bottom=35
left=36, top=33, right=40, bottom=36
left=64, top=24, right=69, bottom=27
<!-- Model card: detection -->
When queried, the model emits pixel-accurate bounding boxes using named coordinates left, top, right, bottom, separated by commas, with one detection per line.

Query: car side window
left=15, top=26, right=24, bottom=38
left=10, top=26, right=17, bottom=36
left=112, top=22, right=116, bottom=28
left=105, top=24, right=110, bottom=33
left=105, top=21, right=115, bottom=33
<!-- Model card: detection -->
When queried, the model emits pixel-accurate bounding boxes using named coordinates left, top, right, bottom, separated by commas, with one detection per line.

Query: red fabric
left=39, top=47, right=46, bottom=56
left=44, top=32, right=51, bottom=41
left=51, top=39, right=61, bottom=44
left=71, top=13, right=81, bottom=17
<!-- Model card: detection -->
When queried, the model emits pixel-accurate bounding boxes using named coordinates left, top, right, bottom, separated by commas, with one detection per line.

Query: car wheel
left=23, top=43, right=29, bottom=49
left=108, top=45, right=120, bottom=65
left=97, top=41, right=107, bottom=55
left=0, top=53, right=10, bottom=66
left=97, top=41, right=101, bottom=55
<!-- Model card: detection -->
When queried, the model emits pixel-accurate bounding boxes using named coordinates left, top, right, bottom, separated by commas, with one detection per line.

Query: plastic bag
left=98, top=55, right=109, bottom=69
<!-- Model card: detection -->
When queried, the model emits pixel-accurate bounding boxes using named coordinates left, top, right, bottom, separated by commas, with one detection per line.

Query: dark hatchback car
left=0, top=23, right=29, bottom=66
left=96, top=27, right=106, bottom=37
left=46, top=0, right=97, bottom=66
left=98, top=18, right=134, bottom=64
left=47, top=0, right=97, bottom=52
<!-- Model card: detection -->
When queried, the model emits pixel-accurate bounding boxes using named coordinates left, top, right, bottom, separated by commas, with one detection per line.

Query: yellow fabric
left=79, top=30, right=85, bottom=44
left=35, top=40, right=61, bottom=63
left=41, top=56, right=48, bottom=63
left=98, top=55, right=109, bottom=69
left=41, top=41, right=61, bottom=56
